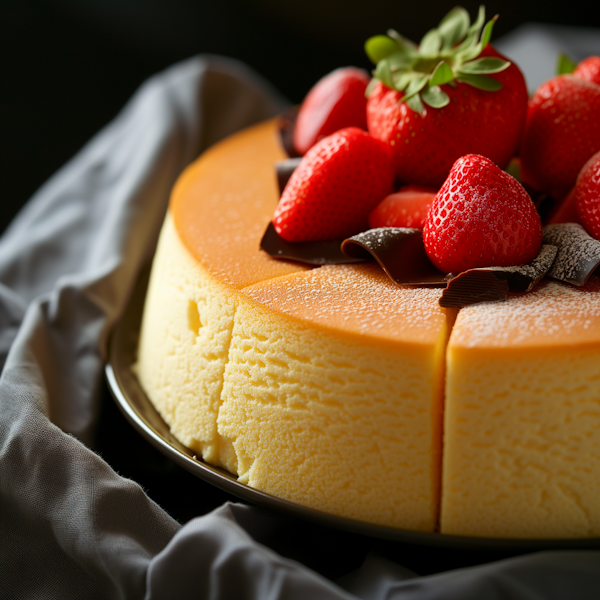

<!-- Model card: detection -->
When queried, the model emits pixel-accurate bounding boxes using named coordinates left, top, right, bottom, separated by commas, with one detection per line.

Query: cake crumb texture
left=136, top=214, right=239, bottom=471
left=443, top=278, right=600, bottom=538
left=218, top=277, right=450, bottom=529
left=138, top=119, right=600, bottom=538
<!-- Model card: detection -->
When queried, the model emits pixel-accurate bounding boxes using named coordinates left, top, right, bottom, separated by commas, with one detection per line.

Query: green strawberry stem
left=557, top=53, right=576, bottom=75
left=365, top=5, right=510, bottom=113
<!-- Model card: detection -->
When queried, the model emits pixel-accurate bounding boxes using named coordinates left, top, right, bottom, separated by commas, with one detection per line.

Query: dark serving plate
left=105, top=268, right=600, bottom=550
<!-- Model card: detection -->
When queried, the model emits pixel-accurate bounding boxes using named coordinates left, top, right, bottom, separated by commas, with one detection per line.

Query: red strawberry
left=365, top=7, right=528, bottom=188
left=573, top=56, right=600, bottom=86
left=519, top=75, right=600, bottom=200
left=423, top=154, right=542, bottom=273
left=293, top=67, right=370, bottom=156
left=368, top=185, right=437, bottom=229
left=575, top=150, right=600, bottom=240
left=547, top=187, right=583, bottom=226
left=273, top=127, right=395, bottom=242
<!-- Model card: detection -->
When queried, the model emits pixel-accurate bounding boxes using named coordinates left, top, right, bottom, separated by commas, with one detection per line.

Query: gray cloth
left=495, top=22, right=600, bottom=92
left=1, top=30, right=600, bottom=600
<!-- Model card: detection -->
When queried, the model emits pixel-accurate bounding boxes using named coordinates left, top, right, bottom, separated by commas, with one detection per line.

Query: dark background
left=3, top=0, right=600, bottom=235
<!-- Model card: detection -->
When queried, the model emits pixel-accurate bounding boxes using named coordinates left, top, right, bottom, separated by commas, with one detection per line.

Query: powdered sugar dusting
left=486, top=244, right=557, bottom=290
left=347, top=227, right=421, bottom=252
left=244, top=263, right=447, bottom=344
left=454, top=278, right=600, bottom=348
left=544, top=223, right=600, bottom=286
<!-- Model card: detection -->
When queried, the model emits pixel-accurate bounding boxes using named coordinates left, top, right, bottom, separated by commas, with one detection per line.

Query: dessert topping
left=365, top=6, right=528, bottom=187
left=573, top=55, right=600, bottom=85
left=273, top=127, right=395, bottom=242
left=278, top=106, right=301, bottom=158
left=519, top=71, right=600, bottom=200
left=559, top=54, right=600, bottom=86
left=368, top=186, right=437, bottom=230
left=260, top=222, right=364, bottom=265
left=293, top=67, right=370, bottom=156
left=341, top=228, right=448, bottom=285
left=574, top=151, right=600, bottom=241
left=264, top=7, right=600, bottom=308
left=275, top=157, right=302, bottom=195
left=440, top=244, right=558, bottom=308
left=544, top=223, right=600, bottom=286
left=423, top=154, right=542, bottom=273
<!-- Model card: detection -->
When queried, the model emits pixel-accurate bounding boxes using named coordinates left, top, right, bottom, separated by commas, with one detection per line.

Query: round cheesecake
left=136, top=118, right=600, bottom=538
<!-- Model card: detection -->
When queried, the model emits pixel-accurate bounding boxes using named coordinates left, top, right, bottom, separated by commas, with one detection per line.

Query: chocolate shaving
left=543, top=223, right=600, bottom=286
left=484, top=244, right=559, bottom=292
left=278, top=106, right=301, bottom=158
left=341, top=228, right=448, bottom=286
left=276, top=157, right=302, bottom=195
left=440, top=271, right=510, bottom=308
left=260, top=222, right=365, bottom=265
left=440, top=245, right=558, bottom=308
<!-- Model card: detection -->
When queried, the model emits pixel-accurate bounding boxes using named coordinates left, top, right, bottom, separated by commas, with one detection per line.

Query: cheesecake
left=136, top=119, right=600, bottom=537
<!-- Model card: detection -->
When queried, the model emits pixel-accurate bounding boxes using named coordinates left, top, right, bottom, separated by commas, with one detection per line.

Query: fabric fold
left=0, top=55, right=287, bottom=600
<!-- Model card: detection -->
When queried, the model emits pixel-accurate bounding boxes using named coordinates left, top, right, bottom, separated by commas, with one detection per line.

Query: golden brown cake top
left=450, top=277, right=600, bottom=351
left=171, top=120, right=309, bottom=289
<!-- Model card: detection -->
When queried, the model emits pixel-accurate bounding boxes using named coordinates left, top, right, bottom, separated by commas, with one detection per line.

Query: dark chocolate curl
left=276, top=157, right=302, bottom=195
left=440, top=271, right=510, bottom=308
left=260, top=222, right=365, bottom=265
left=278, top=106, right=301, bottom=158
left=341, top=228, right=448, bottom=286
left=440, top=245, right=558, bottom=308
left=484, top=244, right=558, bottom=292
left=543, top=223, right=600, bottom=286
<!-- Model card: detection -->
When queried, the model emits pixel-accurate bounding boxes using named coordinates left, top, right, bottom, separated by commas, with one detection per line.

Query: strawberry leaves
left=557, top=53, right=577, bottom=75
left=365, top=5, right=511, bottom=113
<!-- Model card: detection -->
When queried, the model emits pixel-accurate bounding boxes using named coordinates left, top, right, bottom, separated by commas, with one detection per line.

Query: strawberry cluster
left=270, top=5, right=600, bottom=281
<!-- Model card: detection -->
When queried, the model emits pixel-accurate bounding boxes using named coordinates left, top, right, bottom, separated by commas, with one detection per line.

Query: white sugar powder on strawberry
left=423, top=154, right=542, bottom=273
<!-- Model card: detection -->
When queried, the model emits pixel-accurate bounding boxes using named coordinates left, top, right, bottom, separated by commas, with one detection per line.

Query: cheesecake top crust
left=171, top=118, right=600, bottom=352
left=172, top=120, right=309, bottom=289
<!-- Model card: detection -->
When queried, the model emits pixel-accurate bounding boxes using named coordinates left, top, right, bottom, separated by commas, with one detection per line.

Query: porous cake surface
left=443, top=279, right=600, bottom=538
left=220, top=264, right=450, bottom=529
left=137, top=118, right=600, bottom=538
left=138, top=213, right=451, bottom=529
left=136, top=215, right=240, bottom=469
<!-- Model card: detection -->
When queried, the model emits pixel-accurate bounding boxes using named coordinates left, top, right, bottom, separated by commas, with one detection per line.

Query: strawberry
left=546, top=187, right=583, bottom=226
left=575, top=150, right=600, bottom=240
left=273, top=127, right=395, bottom=242
left=364, top=7, right=528, bottom=188
left=368, top=185, right=437, bottom=229
left=573, top=56, right=600, bottom=86
left=423, top=154, right=542, bottom=273
left=519, top=75, right=600, bottom=200
left=293, top=67, right=370, bottom=156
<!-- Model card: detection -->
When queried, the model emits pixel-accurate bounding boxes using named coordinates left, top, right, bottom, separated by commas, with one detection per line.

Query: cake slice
left=442, top=278, right=600, bottom=538
left=219, top=264, right=452, bottom=530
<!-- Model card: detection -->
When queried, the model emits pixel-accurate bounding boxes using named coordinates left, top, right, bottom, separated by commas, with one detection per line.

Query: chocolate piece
left=278, top=106, right=301, bottom=158
left=260, top=222, right=365, bottom=265
left=341, top=228, right=448, bottom=285
left=485, top=244, right=559, bottom=292
left=440, top=271, right=510, bottom=308
left=276, top=157, right=302, bottom=195
left=440, top=245, right=558, bottom=308
left=543, top=223, right=600, bottom=286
